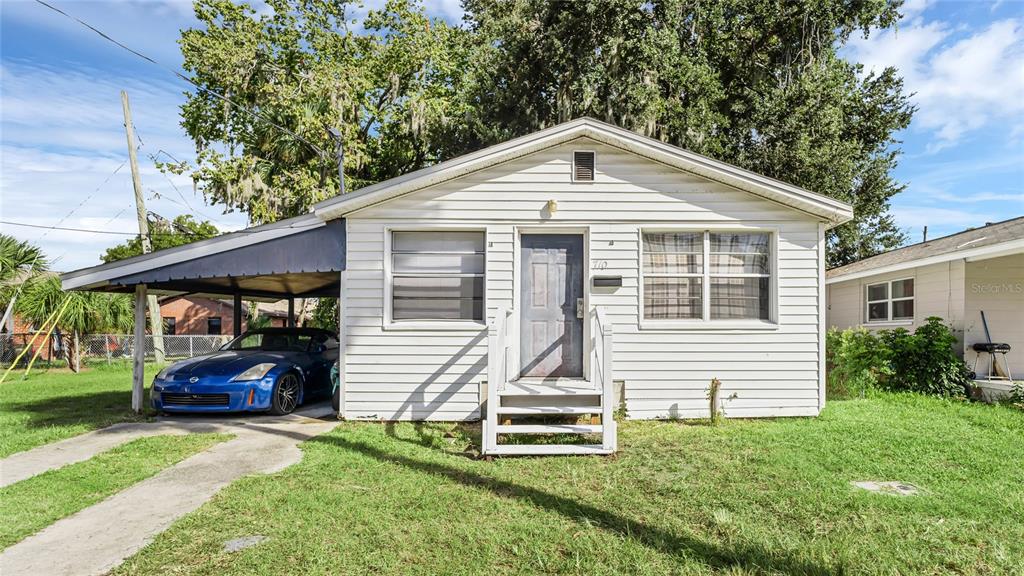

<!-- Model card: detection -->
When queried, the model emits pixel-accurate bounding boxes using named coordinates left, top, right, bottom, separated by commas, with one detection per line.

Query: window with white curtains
left=390, top=231, right=485, bottom=321
left=642, top=230, right=772, bottom=322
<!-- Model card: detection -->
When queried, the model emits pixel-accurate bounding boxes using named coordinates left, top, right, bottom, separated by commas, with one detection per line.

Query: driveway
left=0, top=404, right=339, bottom=576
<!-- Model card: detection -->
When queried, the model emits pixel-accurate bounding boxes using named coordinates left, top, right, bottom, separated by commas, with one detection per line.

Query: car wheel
left=332, top=383, right=340, bottom=412
left=270, top=372, right=301, bottom=415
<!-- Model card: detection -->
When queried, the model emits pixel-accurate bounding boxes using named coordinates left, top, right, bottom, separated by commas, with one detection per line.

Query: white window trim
left=864, top=277, right=915, bottom=324
left=383, top=226, right=488, bottom=331
left=638, top=226, right=779, bottom=331
left=571, top=149, right=597, bottom=183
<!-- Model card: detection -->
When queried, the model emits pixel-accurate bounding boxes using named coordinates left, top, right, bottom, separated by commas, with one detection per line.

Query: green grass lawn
left=0, top=362, right=160, bottom=458
left=0, top=433, right=230, bottom=548
left=112, top=393, right=1024, bottom=576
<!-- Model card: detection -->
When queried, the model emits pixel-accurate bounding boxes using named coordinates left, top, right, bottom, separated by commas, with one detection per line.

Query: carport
left=60, top=214, right=346, bottom=412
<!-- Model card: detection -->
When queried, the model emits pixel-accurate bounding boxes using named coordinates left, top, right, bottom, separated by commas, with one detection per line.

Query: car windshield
left=222, top=332, right=312, bottom=352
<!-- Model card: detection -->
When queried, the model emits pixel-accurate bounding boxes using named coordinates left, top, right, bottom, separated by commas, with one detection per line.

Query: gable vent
left=573, top=151, right=595, bottom=182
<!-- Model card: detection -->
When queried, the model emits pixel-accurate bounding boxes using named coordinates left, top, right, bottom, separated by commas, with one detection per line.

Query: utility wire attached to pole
left=121, top=90, right=165, bottom=364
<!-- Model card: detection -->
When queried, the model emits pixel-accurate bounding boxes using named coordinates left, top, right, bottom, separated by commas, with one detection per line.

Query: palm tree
left=1, top=234, right=48, bottom=327
left=16, top=274, right=133, bottom=372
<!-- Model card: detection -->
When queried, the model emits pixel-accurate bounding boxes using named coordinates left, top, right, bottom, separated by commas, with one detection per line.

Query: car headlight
left=156, top=366, right=173, bottom=380
left=230, top=363, right=276, bottom=382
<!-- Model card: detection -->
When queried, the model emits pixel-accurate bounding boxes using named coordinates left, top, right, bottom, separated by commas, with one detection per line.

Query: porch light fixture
left=546, top=199, right=558, bottom=214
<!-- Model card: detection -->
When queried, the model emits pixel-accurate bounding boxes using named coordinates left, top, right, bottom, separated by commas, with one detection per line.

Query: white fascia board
left=60, top=214, right=325, bottom=291
left=826, top=238, right=1024, bottom=285
left=313, top=118, right=853, bottom=225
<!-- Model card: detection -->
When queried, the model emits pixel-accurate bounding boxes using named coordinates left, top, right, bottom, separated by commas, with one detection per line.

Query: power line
left=3, top=220, right=190, bottom=237
left=33, top=0, right=327, bottom=157
left=2, top=219, right=319, bottom=237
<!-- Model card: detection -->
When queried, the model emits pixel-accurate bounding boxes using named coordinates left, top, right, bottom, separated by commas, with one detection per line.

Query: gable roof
left=827, top=216, right=1024, bottom=283
left=313, top=117, right=854, bottom=225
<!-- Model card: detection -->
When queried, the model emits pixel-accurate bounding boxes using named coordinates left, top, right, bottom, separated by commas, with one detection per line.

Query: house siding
left=826, top=260, right=967, bottom=342
left=827, top=253, right=1024, bottom=380
left=964, top=253, right=1024, bottom=378
left=341, top=138, right=826, bottom=421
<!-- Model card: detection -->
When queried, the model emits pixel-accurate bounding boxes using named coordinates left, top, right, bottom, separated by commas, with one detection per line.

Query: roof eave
left=826, top=237, right=1024, bottom=284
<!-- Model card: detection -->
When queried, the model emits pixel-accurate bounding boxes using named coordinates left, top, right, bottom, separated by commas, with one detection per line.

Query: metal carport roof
left=60, top=215, right=345, bottom=298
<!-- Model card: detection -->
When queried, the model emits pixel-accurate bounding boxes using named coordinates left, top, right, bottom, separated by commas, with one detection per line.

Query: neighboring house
left=826, top=217, right=1024, bottom=388
left=62, top=118, right=854, bottom=455
left=158, top=296, right=292, bottom=335
left=158, top=295, right=244, bottom=336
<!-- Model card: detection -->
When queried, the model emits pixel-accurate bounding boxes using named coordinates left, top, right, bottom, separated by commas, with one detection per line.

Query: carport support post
left=233, top=293, right=242, bottom=338
left=132, top=284, right=147, bottom=413
left=287, top=298, right=295, bottom=328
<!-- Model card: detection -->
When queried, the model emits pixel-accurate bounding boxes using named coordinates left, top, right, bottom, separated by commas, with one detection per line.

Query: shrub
left=826, top=327, right=891, bottom=398
left=826, top=317, right=970, bottom=399
left=880, top=317, right=970, bottom=398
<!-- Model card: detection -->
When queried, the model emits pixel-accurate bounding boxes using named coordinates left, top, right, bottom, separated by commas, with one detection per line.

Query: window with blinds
left=642, top=231, right=772, bottom=322
left=390, top=231, right=485, bottom=321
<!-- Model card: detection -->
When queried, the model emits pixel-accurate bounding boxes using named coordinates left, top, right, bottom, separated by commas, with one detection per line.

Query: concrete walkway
left=0, top=405, right=338, bottom=576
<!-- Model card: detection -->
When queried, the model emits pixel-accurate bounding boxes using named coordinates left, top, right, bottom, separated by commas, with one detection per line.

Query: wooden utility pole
left=132, top=285, right=146, bottom=413
left=121, top=90, right=164, bottom=364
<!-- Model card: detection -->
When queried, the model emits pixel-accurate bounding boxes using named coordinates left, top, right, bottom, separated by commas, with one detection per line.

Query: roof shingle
left=827, top=217, right=1024, bottom=280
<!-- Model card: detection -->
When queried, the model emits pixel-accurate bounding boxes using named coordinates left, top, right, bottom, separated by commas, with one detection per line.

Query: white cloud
left=847, top=17, right=1024, bottom=150
left=1, top=60, right=247, bottom=271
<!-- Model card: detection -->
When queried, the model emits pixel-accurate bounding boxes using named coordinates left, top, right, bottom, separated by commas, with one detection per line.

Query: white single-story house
left=826, top=217, right=1023, bottom=397
left=62, top=118, right=854, bottom=455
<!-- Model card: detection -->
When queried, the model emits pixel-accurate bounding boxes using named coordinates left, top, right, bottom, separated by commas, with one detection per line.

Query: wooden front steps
left=485, top=306, right=618, bottom=456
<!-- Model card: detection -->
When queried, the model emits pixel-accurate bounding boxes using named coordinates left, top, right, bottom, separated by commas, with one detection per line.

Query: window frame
left=207, top=316, right=222, bottom=335
left=162, top=316, right=176, bottom=336
left=383, top=226, right=488, bottom=331
left=638, top=227, right=779, bottom=330
left=864, top=277, right=915, bottom=324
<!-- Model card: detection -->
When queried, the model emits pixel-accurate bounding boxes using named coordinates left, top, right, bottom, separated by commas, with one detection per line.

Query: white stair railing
left=595, top=307, right=617, bottom=452
left=485, top=306, right=511, bottom=454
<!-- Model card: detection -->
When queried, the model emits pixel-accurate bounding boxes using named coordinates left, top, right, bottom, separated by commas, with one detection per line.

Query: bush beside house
left=827, top=317, right=971, bottom=399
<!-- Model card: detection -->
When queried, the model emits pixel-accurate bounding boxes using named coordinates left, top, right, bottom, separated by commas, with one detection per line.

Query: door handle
left=576, top=298, right=584, bottom=319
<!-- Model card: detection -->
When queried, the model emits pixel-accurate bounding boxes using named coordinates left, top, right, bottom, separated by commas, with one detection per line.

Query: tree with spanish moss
left=176, top=0, right=914, bottom=265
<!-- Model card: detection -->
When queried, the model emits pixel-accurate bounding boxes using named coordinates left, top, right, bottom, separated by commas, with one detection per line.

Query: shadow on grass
left=1, top=390, right=145, bottom=431
left=309, top=432, right=835, bottom=575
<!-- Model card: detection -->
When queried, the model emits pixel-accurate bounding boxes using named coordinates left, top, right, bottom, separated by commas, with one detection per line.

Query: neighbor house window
left=207, top=317, right=222, bottom=335
left=866, top=278, right=914, bottom=322
left=643, top=231, right=772, bottom=322
left=390, top=231, right=485, bottom=322
left=162, top=317, right=176, bottom=335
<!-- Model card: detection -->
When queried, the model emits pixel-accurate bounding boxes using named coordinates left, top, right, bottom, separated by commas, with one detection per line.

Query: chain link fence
left=1, top=333, right=232, bottom=368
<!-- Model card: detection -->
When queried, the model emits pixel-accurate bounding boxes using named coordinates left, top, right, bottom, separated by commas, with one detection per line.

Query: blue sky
left=1, top=0, right=1022, bottom=271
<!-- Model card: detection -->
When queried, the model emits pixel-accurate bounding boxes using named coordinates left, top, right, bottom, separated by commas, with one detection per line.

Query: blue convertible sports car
left=151, top=328, right=339, bottom=415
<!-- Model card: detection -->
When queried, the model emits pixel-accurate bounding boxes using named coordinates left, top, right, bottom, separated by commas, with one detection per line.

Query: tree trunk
left=64, top=331, right=80, bottom=373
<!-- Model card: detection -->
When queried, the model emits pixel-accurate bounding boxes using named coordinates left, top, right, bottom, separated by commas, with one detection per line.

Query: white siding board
left=342, top=139, right=825, bottom=421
